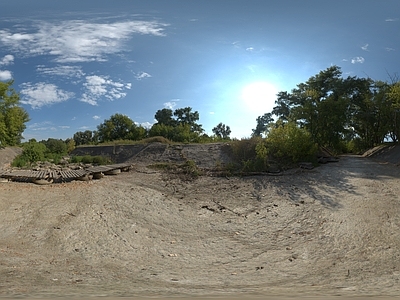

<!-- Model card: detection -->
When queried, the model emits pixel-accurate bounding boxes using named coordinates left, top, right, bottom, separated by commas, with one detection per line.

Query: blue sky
left=0, top=0, right=399, bottom=141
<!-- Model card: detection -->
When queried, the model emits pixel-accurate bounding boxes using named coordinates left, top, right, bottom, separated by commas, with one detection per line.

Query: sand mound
left=364, top=144, right=400, bottom=165
left=0, top=147, right=22, bottom=169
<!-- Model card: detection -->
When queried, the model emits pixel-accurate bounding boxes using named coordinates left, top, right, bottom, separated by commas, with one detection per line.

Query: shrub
left=11, top=155, right=28, bottom=168
left=266, top=122, right=317, bottom=164
left=18, top=141, right=47, bottom=164
left=229, top=137, right=262, bottom=163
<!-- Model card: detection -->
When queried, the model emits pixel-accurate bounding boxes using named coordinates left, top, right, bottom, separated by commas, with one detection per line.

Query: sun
left=241, top=81, right=278, bottom=114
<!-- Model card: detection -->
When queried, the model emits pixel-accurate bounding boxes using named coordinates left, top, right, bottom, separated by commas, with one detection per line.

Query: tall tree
left=252, top=113, right=274, bottom=137
left=73, top=130, right=94, bottom=146
left=97, top=114, right=134, bottom=142
left=0, top=80, right=30, bottom=146
left=155, top=108, right=176, bottom=126
left=387, top=82, right=400, bottom=142
left=174, top=107, right=203, bottom=133
left=212, top=122, right=231, bottom=139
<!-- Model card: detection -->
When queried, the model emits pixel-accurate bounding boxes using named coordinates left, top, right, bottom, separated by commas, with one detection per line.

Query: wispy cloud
left=135, top=71, right=152, bottom=80
left=136, top=121, right=153, bottom=129
left=0, top=54, right=14, bottom=65
left=351, top=57, right=365, bottom=64
left=36, top=65, right=85, bottom=78
left=385, top=18, right=399, bottom=22
left=93, top=115, right=101, bottom=120
left=81, top=75, right=131, bottom=105
left=0, top=70, right=12, bottom=81
left=20, top=82, right=74, bottom=109
left=164, top=100, right=179, bottom=110
left=385, top=47, right=395, bottom=51
left=0, top=20, right=168, bottom=63
left=28, top=121, right=57, bottom=132
left=361, top=44, right=369, bottom=51
left=58, top=125, right=70, bottom=129
left=0, top=55, right=14, bottom=80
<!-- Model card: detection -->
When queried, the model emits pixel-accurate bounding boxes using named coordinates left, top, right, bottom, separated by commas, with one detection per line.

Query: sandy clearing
left=0, top=155, right=399, bottom=299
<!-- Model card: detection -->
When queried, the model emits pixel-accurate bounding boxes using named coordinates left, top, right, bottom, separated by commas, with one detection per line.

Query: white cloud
left=81, top=75, right=131, bottom=105
left=351, top=57, right=365, bottom=64
left=0, top=20, right=168, bottom=63
left=28, top=121, right=57, bottom=131
left=136, top=121, right=153, bottom=129
left=135, top=72, right=152, bottom=80
left=58, top=125, right=70, bottom=129
left=246, top=47, right=254, bottom=52
left=20, top=82, right=74, bottom=109
left=361, top=44, right=369, bottom=51
left=36, top=65, right=85, bottom=78
left=0, top=54, right=14, bottom=65
left=209, top=111, right=215, bottom=115
left=93, top=115, right=101, bottom=120
left=0, top=70, right=12, bottom=80
left=386, top=47, right=395, bottom=51
left=163, top=100, right=179, bottom=110
left=385, top=18, right=399, bottom=22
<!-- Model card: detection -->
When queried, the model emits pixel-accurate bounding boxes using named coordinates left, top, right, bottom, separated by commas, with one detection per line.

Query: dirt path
left=0, top=155, right=400, bottom=298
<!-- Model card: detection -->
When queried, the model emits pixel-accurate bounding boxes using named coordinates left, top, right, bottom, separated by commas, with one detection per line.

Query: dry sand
left=0, top=147, right=400, bottom=299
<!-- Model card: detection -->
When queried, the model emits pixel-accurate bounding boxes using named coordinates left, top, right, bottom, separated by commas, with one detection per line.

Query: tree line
left=2, top=65, right=400, bottom=159
left=252, top=66, right=400, bottom=153
left=73, top=107, right=232, bottom=146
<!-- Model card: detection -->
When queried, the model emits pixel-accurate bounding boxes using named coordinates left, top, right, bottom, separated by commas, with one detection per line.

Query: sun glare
left=241, top=81, right=278, bottom=114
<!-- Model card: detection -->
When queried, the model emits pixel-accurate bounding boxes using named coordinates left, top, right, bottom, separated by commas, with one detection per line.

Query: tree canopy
left=0, top=80, right=30, bottom=146
left=96, top=113, right=146, bottom=143
left=255, top=65, right=400, bottom=153
left=212, top=122, right=231, bottom=139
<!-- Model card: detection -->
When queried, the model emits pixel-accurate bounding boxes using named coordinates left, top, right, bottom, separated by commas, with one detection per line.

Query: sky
left=0, top=0, right=399, bottom=141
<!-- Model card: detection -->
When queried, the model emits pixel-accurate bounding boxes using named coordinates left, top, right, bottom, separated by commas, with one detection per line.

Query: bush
left=19, top=141, right=47, bottom=164
left=229, top=137, right=263, bottom=162
left=227, top=137, right=269, bottom=172
left=266, top=122, right=318, bottom=165
left=11, top=155, right=28, bottom=167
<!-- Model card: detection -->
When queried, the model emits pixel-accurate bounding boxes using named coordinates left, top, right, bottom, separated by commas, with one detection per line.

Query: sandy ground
left=0, top=153, right=400, bottom=299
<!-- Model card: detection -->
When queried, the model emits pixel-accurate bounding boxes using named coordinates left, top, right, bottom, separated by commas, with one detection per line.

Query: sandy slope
left=0, top=155, right=400, bottom=298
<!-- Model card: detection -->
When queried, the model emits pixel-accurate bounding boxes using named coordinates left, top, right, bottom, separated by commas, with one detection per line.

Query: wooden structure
left=0, top=163, right=132, bottom=184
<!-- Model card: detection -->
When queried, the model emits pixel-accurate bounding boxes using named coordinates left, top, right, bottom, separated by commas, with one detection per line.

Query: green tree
left=20, top=140, right=47, bottom=164
left=155, top=108, right=176, bottom=126
left=43, top=138, right=67, bottom=155
left=271, top=66, right=377, bottom=152
left=212, top=122, right=231, bottom=139
left=252, top=113, right=274, bottom=137
left=174, top=107, right=203, bottom=133
left=73, top=130, right=94, bottom=146
left=0, top=80, right=30, bottom=146
left=65, top=138, right=76, bottom=153
left=350, top=81, right=393, bottom=148
left=387, top=82, right=400, bottom=142
left=97, top=113, right=134, bottom=142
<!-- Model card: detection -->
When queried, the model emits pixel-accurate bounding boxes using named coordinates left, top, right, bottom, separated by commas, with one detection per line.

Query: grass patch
left=149, top=159, right=202, bottom=180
